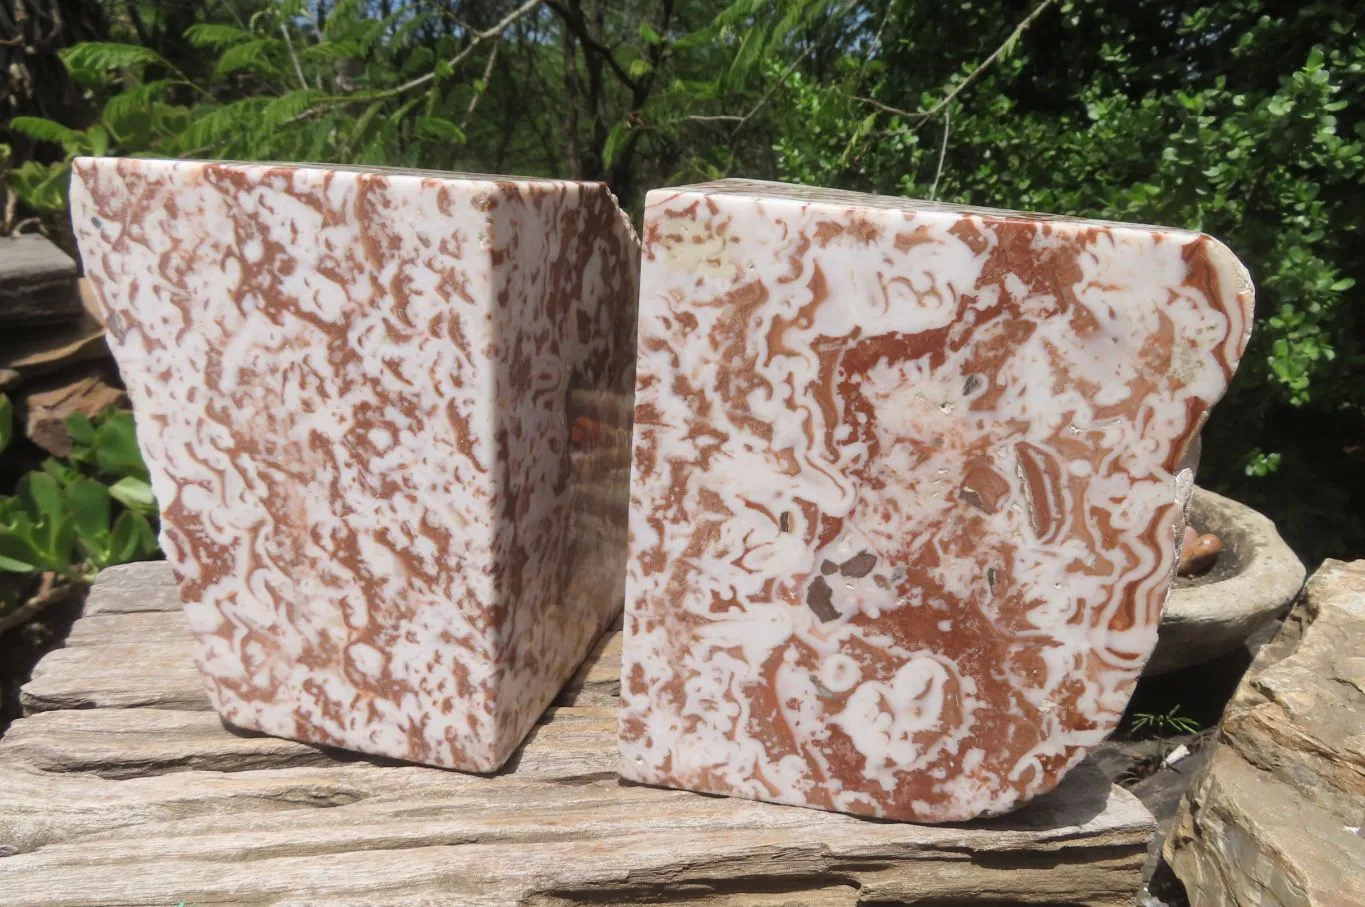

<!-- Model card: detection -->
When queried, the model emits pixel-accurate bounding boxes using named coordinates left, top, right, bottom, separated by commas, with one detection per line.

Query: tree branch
left=459, top=43, right=499, bottom=132
left=853, top=94, right=916, bottom=119
left=730, top=42, right=815, bottom=138
left=381, top=0, right=545, bottom=99
left=122, top=0, right=151, bottom=46
left=930, top=104, right=950, bottom=200
left=546, top=0, right=640, bottom=93
left=279, top=22, right=310, bottom=93
left=857, top=0, right=1055, bottom=128
left=0, top=574, right=81, bottom=636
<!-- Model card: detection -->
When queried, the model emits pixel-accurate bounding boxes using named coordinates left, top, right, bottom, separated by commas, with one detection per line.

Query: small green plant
left=65, top=411, right=157, bottom=517
left=1244, top=449, right=1283, bottom=478
left=0, top=406, right=159, bottom=586
left=1130, top=704, right=1201, bottom=738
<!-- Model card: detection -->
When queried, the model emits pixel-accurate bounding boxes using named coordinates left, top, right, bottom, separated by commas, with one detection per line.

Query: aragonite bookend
left=70, top=158, right=638, bottom=771
left=618, top=179, right=1253, bottom=821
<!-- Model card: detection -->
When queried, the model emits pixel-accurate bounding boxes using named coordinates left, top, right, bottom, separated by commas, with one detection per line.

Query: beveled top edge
left=655, top=177, right=1208, bottom=238
left=73, top=156, right=609, bottom=191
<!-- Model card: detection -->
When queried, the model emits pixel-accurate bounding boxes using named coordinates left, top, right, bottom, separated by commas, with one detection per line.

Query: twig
left=870, top=0, right=898, bottom=54
left=728, top=0, right=863, bottom=141
left=280, top=22, right=310, bottom=93
left=459, top=43, right=499, bottom=132
left=0, top=574, right=82, bottom=636
left=838, top=0, right=899, bottom=169
left=685, top=114, right=743, bottom=123
left=930, top=105, right=950, bottom=200
left=383, top=0, right=545, bottom=100
left=920, top=0, right=1053, bottom=122
left=853, top=94, right=917, bottom=119
left=849, top=0, right=897, bottom=92
left=857, top=0, right=1055, bottom=128
left=731, top=43, right=815, bottom=138
left=2, top=188, right=16, bottom=234
left=443, top=10, right=477, bottom=34
left=546, top=0, right=640, bottom=94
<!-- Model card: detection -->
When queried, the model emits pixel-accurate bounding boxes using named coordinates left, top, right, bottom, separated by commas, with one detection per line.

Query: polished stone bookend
left=71, top=157, right=639, bottom=771
left=619, top=179, right=1253, bottom=821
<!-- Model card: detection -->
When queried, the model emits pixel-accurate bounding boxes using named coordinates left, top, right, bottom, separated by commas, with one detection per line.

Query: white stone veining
left=618, top=179, right=1253, bottom=821
left=71, top=157, right=638, bottom=771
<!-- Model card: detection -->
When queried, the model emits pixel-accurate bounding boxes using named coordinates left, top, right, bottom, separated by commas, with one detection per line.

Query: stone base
left=1165, top=559, right=1365, bottom=905
left=1147, top=487, right=1306, bottom=675
left=0, top=562, right=1156, bottom=906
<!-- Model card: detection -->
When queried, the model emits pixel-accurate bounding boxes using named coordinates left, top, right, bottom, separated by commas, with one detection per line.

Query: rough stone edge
left=1163, top=558, right=1365, bottom=905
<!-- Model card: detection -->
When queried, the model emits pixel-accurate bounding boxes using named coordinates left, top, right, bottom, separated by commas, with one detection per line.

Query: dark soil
left=0, top=591, right=85, bottom=737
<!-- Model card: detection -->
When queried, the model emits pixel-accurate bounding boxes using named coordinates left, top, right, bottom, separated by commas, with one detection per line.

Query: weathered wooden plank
left=0, top=234, right=83, bottom=326
left=25, top=603, right=619, bottom=713
left=64, top=610, right=191, bottom=647
left=21, top=642, right=208, bottom=713
left=0, top=558, right=1155, bottom=904
left=81, top=561, right=180, bottom=614
left=0, top=757, right=1150, bottom=906
left=553, top=628, right=621, bottom=708
left=0, top=706, right=618, bottom=785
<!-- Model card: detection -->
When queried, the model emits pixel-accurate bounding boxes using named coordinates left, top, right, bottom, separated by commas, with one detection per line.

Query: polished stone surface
left=70, top=157, right=638, bottom=771
left=618, top=179, right=1253, bottom=822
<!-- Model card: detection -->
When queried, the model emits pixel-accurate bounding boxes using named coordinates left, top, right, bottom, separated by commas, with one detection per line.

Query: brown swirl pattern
left=617, top=179, right=1253, bottom=821
left=69, top=158, right=638, bottom=771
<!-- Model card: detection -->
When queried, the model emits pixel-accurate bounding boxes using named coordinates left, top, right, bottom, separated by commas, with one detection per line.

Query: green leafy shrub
left=766, top=0, right=1365, bottom=564
left=0, top=405, right=159, bottom=586
left=7, top=0, right=1362, bottom=564
left=6, top=3, right=525, bottom=212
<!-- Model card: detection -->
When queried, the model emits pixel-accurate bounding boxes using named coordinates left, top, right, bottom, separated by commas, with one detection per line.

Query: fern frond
left=773, top=0, right=827, bottom=42
left=9, top=116, right=83, bottom=147
left=276, top=0, right=308, bottom=21
left=262, top=90, right=329, bottom=130
left=301, top=40, right=364, bottom=62
left=712, top=0, right=774, bottom=27
left=389, top=11, right=435, bottom=48
left=323, top=0, right=364, bottom=40
left=346, top=99, right=387, bottom=151
left=602, top=121, right=630, bottom=167
left=415, top=116, right=464, bottom=142
left=721, top=27, right=768, bottom=91
left=185, top=23, right=252, bottom=49
left=61, top=42, right=172, bottom=79
left=103, top=80, right=177, bottom=130
left=178, top=98, right=270, bottom=151
left=215, top=39, right=285, bottom=79
left=357, top=9, right=404, bottom=55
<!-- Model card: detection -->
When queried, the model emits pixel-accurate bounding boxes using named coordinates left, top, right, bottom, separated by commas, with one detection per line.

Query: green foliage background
left=5, top=0, right=1362, bottom=564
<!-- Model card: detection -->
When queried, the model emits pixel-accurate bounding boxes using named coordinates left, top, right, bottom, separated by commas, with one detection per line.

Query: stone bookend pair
left=71, top=159, right=1253, bottom=823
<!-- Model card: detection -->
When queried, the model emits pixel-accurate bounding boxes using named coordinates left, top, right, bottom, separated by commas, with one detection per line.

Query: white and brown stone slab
left=68, top=158, right=638, bottom=771
left=0, top=561, right=1155, bottom=906
left=619, top=179, right=1254, bottom=823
